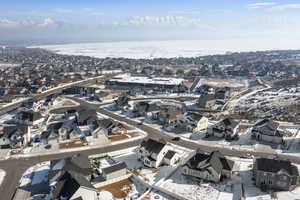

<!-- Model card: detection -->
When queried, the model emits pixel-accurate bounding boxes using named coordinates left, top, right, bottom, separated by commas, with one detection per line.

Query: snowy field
left=33, top=39, right=300, bottom=59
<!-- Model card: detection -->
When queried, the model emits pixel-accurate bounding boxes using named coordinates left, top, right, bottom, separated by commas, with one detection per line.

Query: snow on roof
left=111, top=73, right=184, bottom=86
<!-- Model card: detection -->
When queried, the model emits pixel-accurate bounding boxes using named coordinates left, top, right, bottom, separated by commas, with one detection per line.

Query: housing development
left=1, top=46, right=300, bottom=200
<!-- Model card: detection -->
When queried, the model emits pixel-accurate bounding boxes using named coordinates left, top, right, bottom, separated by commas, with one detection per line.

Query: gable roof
left=253, top=119, right=282, bottom=136
left=50, top=154, right=92, bottom=176
left=185, top=112, right=204, bottom=122
left=76, top=109, right=97, bottom=123
left=2, top=124, right=28, bottom=137
left=102, top=162, right=127, bottom=174
left=96, top=118, right=116, bottom=130
left=184, top=151, right=234, bottom=174
left=255, top=158, right=299, bottom=176
left=51, top=170, right=94, bottom=199
left=164, top=150, right=176, bottom=160
left=141, top=139, right=166, bottom=154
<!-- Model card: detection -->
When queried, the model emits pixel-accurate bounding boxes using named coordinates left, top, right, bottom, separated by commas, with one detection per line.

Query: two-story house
left=253, top=158, right=300, bottom=191
left=182, top=150, right=234, bottom=183
left=207, top=118, right=239, bottom=140
left=138, top=139, right=180, bottom=168
left=251, top=119, right=284, bottom=144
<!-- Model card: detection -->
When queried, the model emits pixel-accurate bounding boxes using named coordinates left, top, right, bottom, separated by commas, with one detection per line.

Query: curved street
left=1, top=97, right=300, bottom=200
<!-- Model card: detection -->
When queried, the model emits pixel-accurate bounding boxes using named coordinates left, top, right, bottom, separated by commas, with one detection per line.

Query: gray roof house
left=94, top=118, right=123, bottom=136
left=253, top=158, right=300, bottom=191
left=102, top=162, right=127, bottom=180
left=48, top=154, right=97, bottom=200
left=207, top=118, right=240, bottom=140
left=14, top=109, right=43, bottom=126
left=0, top=124, right=30, bottom=148
left=214, top=87, right=231, bottom=100
left=182, top=151, right=234, bottom=183
left=50, top=170, right=98, bottom=200
left=251, top=119, right=284, bottom=144
left=197, top=94, right=216, bottom=109
left=75, top=108, right=97, bottom=126
left=114, top=95, right=130, bottom=109
left=138, top=139, right=180, bottom=168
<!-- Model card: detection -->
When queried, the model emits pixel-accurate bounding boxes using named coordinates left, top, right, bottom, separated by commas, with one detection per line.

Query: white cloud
left=248, top=2, right=277, bottom=9
left=38, top=18, right=56, bottom=27
left=122, top=15, right=212, bottom=29
left=53, top=8, right=73, bottom=14
left=127, top=16, right=184, bottom=25
left=0, top=18, right=58, bottom=29
left=268, top=3, right=300, bottom=11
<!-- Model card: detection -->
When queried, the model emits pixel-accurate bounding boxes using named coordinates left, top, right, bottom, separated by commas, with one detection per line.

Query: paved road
left=2, top=97, right=300, bottom=200
left=76, top=98, right=300, bottom=163
left=0, top=138, right=142, bottom=200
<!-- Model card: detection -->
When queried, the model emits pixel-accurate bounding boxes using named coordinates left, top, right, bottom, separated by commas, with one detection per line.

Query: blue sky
left=1, top=0, right=300, bottom=44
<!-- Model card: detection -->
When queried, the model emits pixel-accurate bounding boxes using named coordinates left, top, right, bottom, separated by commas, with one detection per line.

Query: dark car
left=172, top=137, right=180, bottom=141
left=44, top=144, right=52, bottom=149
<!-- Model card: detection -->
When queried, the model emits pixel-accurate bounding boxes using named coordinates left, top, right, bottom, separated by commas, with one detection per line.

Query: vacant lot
left=97, top=178, right=133, bottom=198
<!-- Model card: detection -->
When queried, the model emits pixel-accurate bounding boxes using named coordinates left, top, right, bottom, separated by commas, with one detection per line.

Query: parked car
left=172, top=137, right=180, bottom=141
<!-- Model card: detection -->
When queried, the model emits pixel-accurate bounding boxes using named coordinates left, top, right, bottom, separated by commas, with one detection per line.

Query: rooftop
left=110, top=73, right=184, bottom=86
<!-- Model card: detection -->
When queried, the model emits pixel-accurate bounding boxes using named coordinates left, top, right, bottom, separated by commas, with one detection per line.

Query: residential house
left=0, top=124, right=30, bottom=148
left=251, top=119, right=284, bottom=144
left=62, top=86, right=83, bottom=95
left=75, top=108, right=97, bottom=126
left=114, top=95, right=130, bottom=109
left=177, top=112, right=209, bottom=133
left=138, top=139, right=180, bottom=168
left=49, top=170, right=98, bottom=200
left=40, top=130, right=51, bottom=145
left=14, top=109, right=43, bottom=126
left=48, top=154, right=97, bottom=200
left=182, top=151, right=234, bottom=183
left=93, top=118, right=123, bottom=136
left=197, top=94, right=215, bottom=109
left=207, top=118, right=240, bottom=140
left=214, top=87, right=231, bottom=100
left=253, top=158, right=300, bottom=191
left=155, top=107, right=183, bottom=127
left=102, top=162, right=127, bottom=180
left=163, top=150, right=180, bottom=166
left=133, top=101, right=160, bottom=117
left=58, top=121, right=82, bottom=141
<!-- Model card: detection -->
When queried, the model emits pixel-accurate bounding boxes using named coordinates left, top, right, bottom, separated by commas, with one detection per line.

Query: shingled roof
left=184, top=151, right=234, bottom=174
left=140, top=139, right=166, bottom=154
left=255, top=158, right=299, bottom=176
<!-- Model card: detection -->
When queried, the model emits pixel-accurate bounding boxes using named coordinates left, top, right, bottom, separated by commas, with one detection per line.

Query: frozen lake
left=34, top=39, right=300, bottom=59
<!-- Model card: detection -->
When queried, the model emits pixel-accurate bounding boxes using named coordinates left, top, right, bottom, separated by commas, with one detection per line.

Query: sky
left=1, top=0, right=300, bottom=45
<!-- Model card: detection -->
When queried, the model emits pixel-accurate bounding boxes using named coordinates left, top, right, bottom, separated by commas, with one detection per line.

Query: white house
left=138, top=139, right=181, bottom=168
left=182, top=151, right=234, bottom=183
left=177, top=112, right=209, bottom=133
left=207, top=118, right=239, bottom=140
left=102, top=162, right=127, bottom=180
left=70, top=186, right=99, bottom=200
left=251, top=119, right=284, bottom=144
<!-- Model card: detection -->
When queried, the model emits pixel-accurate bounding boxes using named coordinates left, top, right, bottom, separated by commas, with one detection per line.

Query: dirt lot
left=62, top=99, right=77, bottom=106
left=108, top=134, right=129, bottom=142
left=97, top=178, right=133, bottom=198
left=10, top=149, right=23, bottom=155
left=59, top=138, right=87, bottom=149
